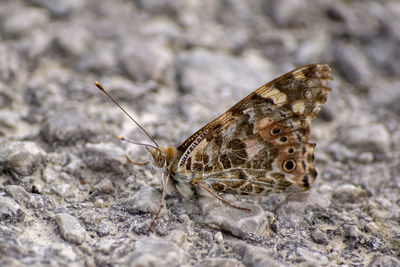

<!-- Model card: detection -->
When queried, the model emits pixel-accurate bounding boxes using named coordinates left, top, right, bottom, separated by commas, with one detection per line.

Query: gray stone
left=5, top=185, right=31, bottom=205
left=3, top=7, right=49, bottom=36
left=234, top=242, right=284, bottom=267
left=275, top=191, right=330, bottom=227
left=195, top=258, right=244, bottom=267
left=0, top=44, right=21, bottom=82
left=96, top=220, right=110, bottom=237
left=333, top=184, right=369, bottom=204
left=176, top=48, right=267, bottom=102
left=0, top=141, right=46, bottom=176
left=126, top=237, right=190, bottom=267
left=40, top=109, right=105, bottom=145
left=94, top=178, right=115, bottom=194
left=28, top=0, right=75, bottom=17
left=295, top=247, right=329, bottom=265
left=0, top=197, right=25, bottom=223
left=199, top=196, right=271, bottom=238
left=368, top=255, right=400, bottom=267
left=334, top=43, right=373, bottom=84
left=55, top=213, right=86, bottom=245
left=340, top=124, right=391, bottom=155
left=310, top=229, right=329, bottom=245
left=119, top=38, right=174, bottom=83
left=55, top=24, right=92, bottom=57
left=82, top=143, right=128, bottom=174
left=118, top=186, right=161, bottom=215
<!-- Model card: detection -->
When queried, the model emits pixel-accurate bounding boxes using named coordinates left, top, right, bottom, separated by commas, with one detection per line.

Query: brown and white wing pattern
left=173, top=64, right=332, bottom=195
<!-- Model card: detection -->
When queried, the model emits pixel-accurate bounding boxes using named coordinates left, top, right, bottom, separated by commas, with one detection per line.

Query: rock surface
left=0, top=0, right=399, bottom=266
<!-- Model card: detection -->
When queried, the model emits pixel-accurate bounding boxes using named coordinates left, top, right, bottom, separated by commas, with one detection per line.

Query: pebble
left=0, top=197, right=25, bottom=223
left=40, top=109, right=104, bottom=145
left=55, top=213, right=86, bottom=245
left=126, top=237, right=189, bottom=266
left=195, top=258, right=244, bottom=267
left=334, top=43, right=373, bottom=84
left=3, top=7, right=49, bottom=36
left=0, top=44, right=20, bottom=82
left=29, top=0, right=75, bottom=17
left=117, top=186, right=162, bottom=215
left=333, top=184, right=369, bottom=204
left=0, top=141, right=46, bottom=176
left=94, top=179, right=115, bottom=194
left=118, top=38, right=174, bottom=83
left=82, top=143, right=127, bottom=174
left=199, top=196, right=271, bottom=238
left=213, top=231, right=223, bottom=243
left=94, top=199, right=105, bottom=208
left=340, top=123, right=390, bottom=154
left=233, top=243, right=284, bottom=267
left=96, top=220, right=110, bottom=237
left=310, top=229, right=329, bottom=245
left=55, top=24, right=92, bottom=57
left=368, top=255, right=400, bottom=267
left=296, top=247, right=329, bottom=265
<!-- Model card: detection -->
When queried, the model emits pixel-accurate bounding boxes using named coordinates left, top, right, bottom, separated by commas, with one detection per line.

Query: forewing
left=175, top=64, right=332, bottom=195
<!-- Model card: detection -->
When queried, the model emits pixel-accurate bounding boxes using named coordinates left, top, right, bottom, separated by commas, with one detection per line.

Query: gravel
left=0, top=0, right=399, bottom=266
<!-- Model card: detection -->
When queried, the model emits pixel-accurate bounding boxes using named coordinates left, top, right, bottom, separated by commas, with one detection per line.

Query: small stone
left=55, top=25, right=92, bottom=56
left=310, top=229, right=329, bottom=245
left=334, top=43, right=373, bottom=84
left=41, top=166, right=57, bottom=183
left=5, top=185, right=31, bottom=205
left=357, top=152, right=374, bottom=163
left=55, top=213, right=86, bottom=245
left=82, top=143, right=128, bottom=174
left=97, top=239, right=115, bottom=255
left=119, top=38, right=174, bottom=83
left=0, top=197, right=25, bottom=223
left=296, top=247, right=329, bottom=265
left=118, top=186, right=161, bottom=215
left=94, top=179, right=115, bottom=194
left=94, top=199, right=105, bottom=208
left=29, top=0, right=75, bottom=17
left=195, top=258, right=244, bottom=267
left=199, top=196, right=270, bottom=238
left=234, top=243, right=284, bottom=267
left=0, top=141, right=46, bottom=176
left=368, top=255, right=400, bottom=267
left=96, top=220, right=110, bottom=237
left=328, top=142, right=356, bottom=162
left=0, top=45, right=20, bottom=82
left=340, top=123, right=390, bottom=154
left=40, top=109, right=104, bottom=146
left=3, top=8, right=49, bottom=36
left=126, top=237, right=189, bottom=266
left=213, top=231, right=223, bottom=243
left=333, top=184, right=369, bottom=204
left=167, top=230, right=188, bottom=249
left=276, top=191, right=330, bottom=227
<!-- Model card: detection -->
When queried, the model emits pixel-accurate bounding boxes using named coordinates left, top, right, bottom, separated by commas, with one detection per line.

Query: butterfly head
left=148, top=146, right=177, bottom=169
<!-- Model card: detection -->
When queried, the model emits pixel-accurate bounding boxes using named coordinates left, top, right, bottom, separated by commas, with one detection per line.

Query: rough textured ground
left=0, top=0, right=399, bottom=266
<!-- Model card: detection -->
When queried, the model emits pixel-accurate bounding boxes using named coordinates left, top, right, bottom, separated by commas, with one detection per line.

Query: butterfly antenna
left=118, top=136, right=161, bottom=153
left=94, top=81, right=159, bottom=147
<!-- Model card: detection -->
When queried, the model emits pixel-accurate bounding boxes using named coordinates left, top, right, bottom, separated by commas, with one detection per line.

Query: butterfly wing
left=174, top=64, right=332, bottom=195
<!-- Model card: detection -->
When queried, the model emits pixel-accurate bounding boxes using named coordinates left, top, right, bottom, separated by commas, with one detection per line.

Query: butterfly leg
left=147, top=173, right=170, bottom=232
left=195, top=183, right=251, bottom=212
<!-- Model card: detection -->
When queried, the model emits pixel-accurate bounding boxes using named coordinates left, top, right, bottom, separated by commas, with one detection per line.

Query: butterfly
left=95, top=63, right=332, bottom=232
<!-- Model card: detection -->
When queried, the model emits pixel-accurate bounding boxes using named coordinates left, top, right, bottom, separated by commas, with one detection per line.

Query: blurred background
left=0, top=0, right=399, bottom=266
